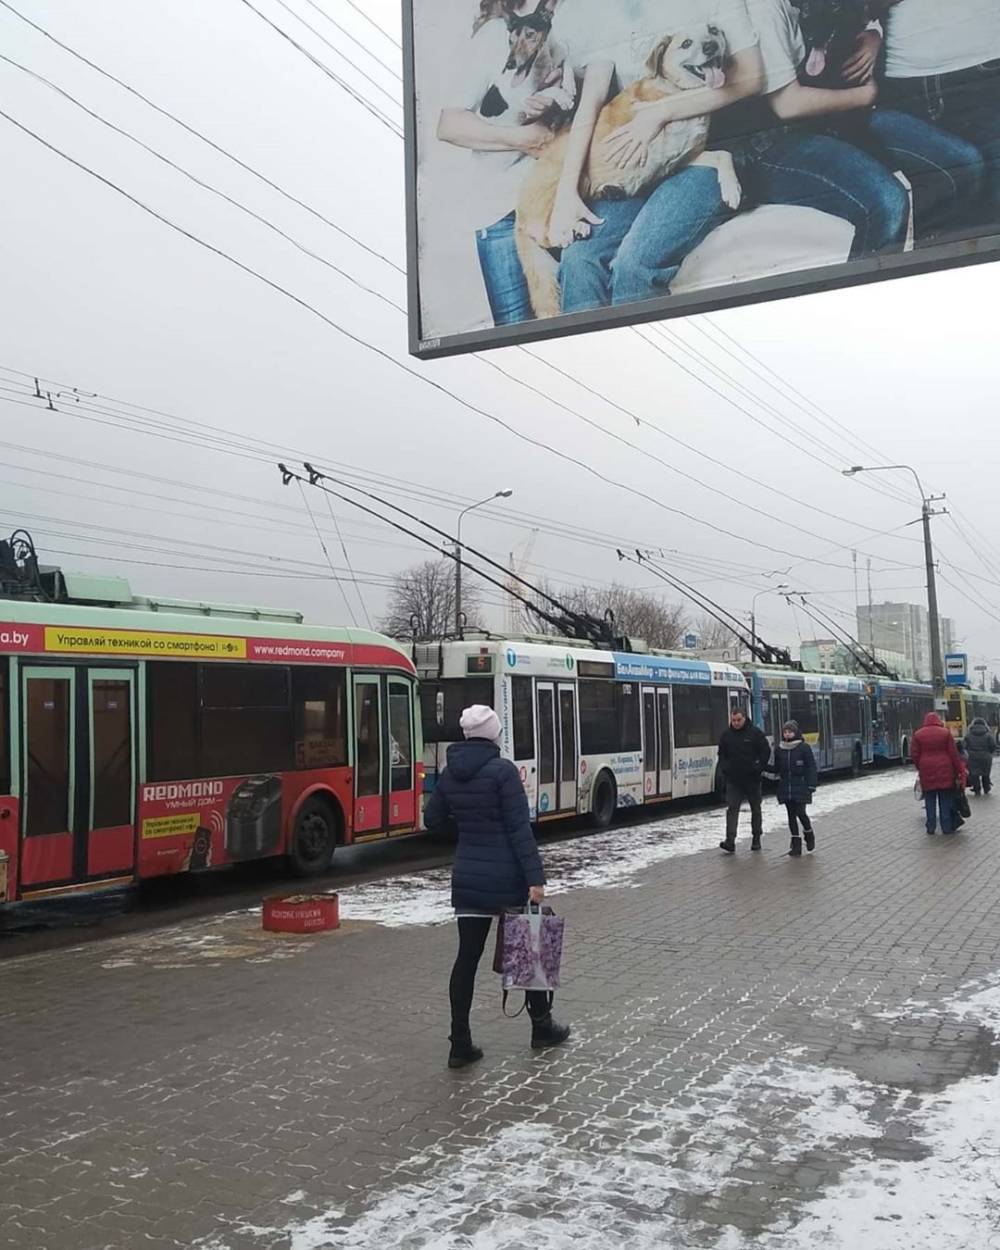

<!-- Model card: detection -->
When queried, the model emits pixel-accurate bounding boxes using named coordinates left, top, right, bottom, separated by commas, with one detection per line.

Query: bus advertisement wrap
left=404, top=0, right=1000, bottom=358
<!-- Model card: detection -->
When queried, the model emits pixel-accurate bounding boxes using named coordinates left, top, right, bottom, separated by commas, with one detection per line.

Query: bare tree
left=379, top=559, right=482, bottom=639
left=525, top=580, right=686, bottom=649
left=694, top=613, right=740, bottom=650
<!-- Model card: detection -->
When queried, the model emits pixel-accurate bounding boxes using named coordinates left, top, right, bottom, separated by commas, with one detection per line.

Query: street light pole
left=750, top=584, right=788, bottom=661
left=843, top=465, right=947, bottom=701
left=454, top=488, right=512, bottom=635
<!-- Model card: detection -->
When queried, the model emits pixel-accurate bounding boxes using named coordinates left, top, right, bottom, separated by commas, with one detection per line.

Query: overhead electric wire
left=272, top=0, right=403, bottom=96
left=341, top=0, right=401, bottom=49
left=699, top=316, right=918, bottom=497
left=0, top=11, right=924, bottom=564
left=0, top=0, right=405, bottom=272
left=235, top=0, right=403, bottom=136
left=641, top=322, right=914, bottom=509
left=0, top=54, right=405, bottom=314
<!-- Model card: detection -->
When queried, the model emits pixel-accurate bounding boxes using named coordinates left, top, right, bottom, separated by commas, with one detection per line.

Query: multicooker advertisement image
left=404, top=0, right=1000, bottom=356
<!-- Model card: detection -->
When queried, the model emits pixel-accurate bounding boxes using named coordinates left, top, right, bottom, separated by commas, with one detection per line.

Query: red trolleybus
left=0, top=589, right=421, bottom=904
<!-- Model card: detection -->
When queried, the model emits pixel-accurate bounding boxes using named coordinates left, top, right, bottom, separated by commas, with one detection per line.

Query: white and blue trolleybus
left=416, top=636, right=749, bottom=826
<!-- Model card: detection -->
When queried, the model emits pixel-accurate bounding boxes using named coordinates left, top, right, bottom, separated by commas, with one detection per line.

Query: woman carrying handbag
left=423, top=705, right=570, bottom=1069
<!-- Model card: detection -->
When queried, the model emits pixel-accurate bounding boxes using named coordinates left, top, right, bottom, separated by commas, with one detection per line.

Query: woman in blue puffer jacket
left=775, top=720, right=818, bottom=858
left=423, top=704, right=570, bottom=1069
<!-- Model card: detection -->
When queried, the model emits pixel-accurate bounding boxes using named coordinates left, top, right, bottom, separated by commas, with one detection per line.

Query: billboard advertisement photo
left=403, top=0, right=1000, bottom=358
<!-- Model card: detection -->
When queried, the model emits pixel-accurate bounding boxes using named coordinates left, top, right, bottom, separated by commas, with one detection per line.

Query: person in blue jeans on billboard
left=869, top=0, right=997, bottom=237
left=548, top=0, right=764, bottom=314
left=708, top=1, right=911, bottom=262
left=437, top=2, right=567, bottom=326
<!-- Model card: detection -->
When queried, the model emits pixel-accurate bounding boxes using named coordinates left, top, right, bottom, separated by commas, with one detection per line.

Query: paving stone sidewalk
left=2, top=778, right=1000, bottom=1249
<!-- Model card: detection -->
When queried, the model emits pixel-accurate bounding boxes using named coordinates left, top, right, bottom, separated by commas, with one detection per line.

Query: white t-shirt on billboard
left=883, top=0, right=1000, bottom=79
left=744, top=0, right=803, bottom=96
left=551, top=0, right=757, bottom=87
left=452, top=19, right=533, bottom=232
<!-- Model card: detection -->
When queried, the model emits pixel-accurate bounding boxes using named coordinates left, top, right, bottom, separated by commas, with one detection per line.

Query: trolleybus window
left=788, top=692, right=818, bottom=737
left=833, top=696, right=861, bottom=737
left=420, top=677, right=493, bottom=743
left=579, top=680, right=640, bottom=755
left=511, top=676, right=534, bottom=759
left=672, top=685, right=714, bottom=749
left=148, top=662, right=199, bottom=782
left=200, top=664, right=292, bottom=778
left=710, top=688, right=730, bottom=742
left=292, top=667, right=347, bottom=768
left=579, top=679, right=614, bottom=755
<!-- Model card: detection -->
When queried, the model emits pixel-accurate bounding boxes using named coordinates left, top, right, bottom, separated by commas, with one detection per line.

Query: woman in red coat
left=911, top=712, right=967, bottom=835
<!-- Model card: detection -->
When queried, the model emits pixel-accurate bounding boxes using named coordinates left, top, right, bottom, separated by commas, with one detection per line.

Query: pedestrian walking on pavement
left=423, top=704, right=570, bottom=1069
left=773, top=721, right=818, bottom=857
left=717, top=707, right=772, bottom=854
left=911, top=712, right=968, bottom=835
left=964, top=717, right=996, bottom=796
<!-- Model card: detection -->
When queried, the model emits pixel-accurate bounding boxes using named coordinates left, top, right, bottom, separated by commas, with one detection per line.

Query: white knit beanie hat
left=460, top=704, right=501, bottom=742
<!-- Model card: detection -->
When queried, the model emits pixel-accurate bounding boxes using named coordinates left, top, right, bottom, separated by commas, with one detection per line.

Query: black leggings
left=785, top=802, right=813, bottom=835
left=450, top=916, right=550, bottom=1036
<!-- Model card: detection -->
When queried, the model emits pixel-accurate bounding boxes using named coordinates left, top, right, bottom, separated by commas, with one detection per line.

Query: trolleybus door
left=557, top=682, right=578, bottom=813
left=85, top=670, right=137, bottom=878
left=535, top=683, right=557, bottom=816
left=657, top=687, right=673, bottom=797
left=860, top=696, right=873, bottom=764
left=641, top=686, right=657, bottom=800
left=19, top=665, right=137, bottom=891
left=386, top=677, right=416, bottom=831
left=353, top=674, right=386, bottom=835
left=817, top=695, right=835, bottom=771
left=20, top=667, right=75, bottom=888
left=770, top=692, right=790, bottom=752
left=641, top=686, right=673, bottom=799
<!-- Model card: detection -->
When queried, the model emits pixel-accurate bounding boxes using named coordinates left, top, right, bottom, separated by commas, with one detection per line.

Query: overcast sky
left=2, top=0, right=999, bottom=677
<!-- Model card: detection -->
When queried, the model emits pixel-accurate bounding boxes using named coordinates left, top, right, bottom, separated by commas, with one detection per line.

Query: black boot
left=530, top=1013, right=571, bottom=1050
left=750, top=835, right=762, bottom=851
left=789, top=836, right=802, bottom=857
left=803, top=827, right=815, bottom=852
left=719, top=839, right=736, bottom=854
left=448, top=1031, right=483, bottom=1070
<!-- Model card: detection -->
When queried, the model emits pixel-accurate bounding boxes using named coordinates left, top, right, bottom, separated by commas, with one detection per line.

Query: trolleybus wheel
left=289, top=797, right=338, bottom=877
left=851, top=745, right=863, bottom=778
left=590, top=772, right=617, bottom=830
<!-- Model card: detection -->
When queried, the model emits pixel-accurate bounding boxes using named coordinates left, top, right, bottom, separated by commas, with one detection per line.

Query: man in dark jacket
left=717, top=708, right=771, bottom=854
left=424, top=704, right=570, bottom=1069
left=964, top=717, right=996, bottom=796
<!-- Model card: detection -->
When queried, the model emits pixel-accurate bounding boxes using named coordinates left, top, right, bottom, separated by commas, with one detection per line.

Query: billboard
left=403, top=0, right=1000, bottom=359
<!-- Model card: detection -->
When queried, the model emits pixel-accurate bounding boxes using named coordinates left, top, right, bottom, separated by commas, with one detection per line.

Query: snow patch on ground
left=340, top=770, right=914, bottom=929
left=202, top=968, right=1000, bottom=1250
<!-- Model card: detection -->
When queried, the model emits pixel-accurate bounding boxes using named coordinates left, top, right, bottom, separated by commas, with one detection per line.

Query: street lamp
left=455, top=488, right=513, bottom=634
left=750, top=583, right=788, bottom=660
left=843, top=464, right=946, bottom=700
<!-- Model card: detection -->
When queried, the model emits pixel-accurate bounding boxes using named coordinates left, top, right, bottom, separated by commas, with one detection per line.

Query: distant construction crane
left=506, top=528, right=539, bottom=635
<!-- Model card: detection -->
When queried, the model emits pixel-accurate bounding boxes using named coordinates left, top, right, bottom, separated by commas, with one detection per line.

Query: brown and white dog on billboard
left=514, top=24, right=742, bottom=319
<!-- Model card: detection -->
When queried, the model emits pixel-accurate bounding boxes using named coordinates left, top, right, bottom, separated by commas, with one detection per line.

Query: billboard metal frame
left=402, top=0, right=1000, bottom=362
